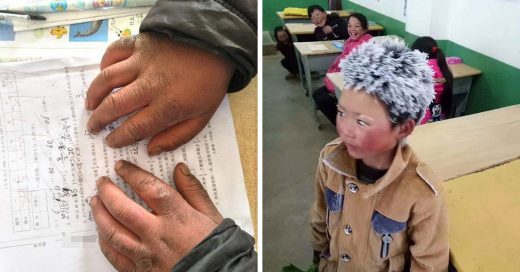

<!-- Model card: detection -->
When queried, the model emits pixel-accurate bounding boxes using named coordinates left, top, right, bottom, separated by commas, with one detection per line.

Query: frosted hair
left=339, top=38, right=434, bottom=123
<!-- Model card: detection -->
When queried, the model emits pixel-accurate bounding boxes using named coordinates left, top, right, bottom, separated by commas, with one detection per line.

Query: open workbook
left=0, top=57, right=253, bottom=271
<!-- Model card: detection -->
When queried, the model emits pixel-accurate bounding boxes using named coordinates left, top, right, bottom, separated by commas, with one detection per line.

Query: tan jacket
left=310, top=138, right=448, bottom=272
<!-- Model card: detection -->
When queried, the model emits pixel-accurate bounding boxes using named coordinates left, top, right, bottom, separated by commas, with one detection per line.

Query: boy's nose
left=343, top=122, right=356, bottom=139
left=345, top=129, right=355, bottom=140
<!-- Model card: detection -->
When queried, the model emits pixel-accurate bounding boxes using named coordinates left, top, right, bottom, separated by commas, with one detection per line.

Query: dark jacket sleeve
left=171, top=218, right=257, bottom=272
left=313, top=27, right=327, bottom=41
left=139, top=0, right=257, bottom=92
left=329, top=14, right=348, bottom=40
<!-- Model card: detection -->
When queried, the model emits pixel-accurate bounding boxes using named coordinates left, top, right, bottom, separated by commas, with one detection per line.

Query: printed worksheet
left=0, top=57, right=252, bottom=271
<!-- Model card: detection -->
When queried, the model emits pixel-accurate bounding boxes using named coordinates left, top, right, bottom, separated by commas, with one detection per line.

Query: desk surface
left=409, top=105, right=520, bottom=182
left=285, top=22, right=384, bottom=35
left=449, top=63, right=482, bottom=78
left=326, top=72, right=343, bottom=89
left=277, top=10, right=352, bottom=20
left=294, top=40, right=342, bottom=55
left=446, top=159, right=520, bottom=271
left=228, top=76, right=257, bottom=240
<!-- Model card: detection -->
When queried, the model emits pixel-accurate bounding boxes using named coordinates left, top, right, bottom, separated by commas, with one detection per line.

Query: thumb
left=173, top=163, right=223, bottom=224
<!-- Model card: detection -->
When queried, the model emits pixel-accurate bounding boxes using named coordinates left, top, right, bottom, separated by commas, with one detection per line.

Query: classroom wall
left=348, top=0, right=406, bottom=22
left=341, top=0, right=520, bottom=114
left=262, top=0, right=329, bottom=36
left=448, top=0, right=520, bottom=69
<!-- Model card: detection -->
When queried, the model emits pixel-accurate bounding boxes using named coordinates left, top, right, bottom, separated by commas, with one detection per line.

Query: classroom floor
left=263, top=54, right=337, bottom=271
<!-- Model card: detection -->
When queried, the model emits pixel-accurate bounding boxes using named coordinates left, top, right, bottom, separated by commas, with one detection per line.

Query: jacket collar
left=323, top=139, right=413, bottom=199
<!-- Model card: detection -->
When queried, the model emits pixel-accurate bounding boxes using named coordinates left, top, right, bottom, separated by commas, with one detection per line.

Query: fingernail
left=96, top=176, right=105, bottom=184
left=85, top=99, right=90, bottom=110
left=104, top=135, right=113, bottom=147
left=90, top=195, right=98, bottom=206
left=115, top=160, right=124, bottom=170
left=87, top=119, right=98, bottom=135
left=86, top=119, right=92, bottom=131
left=149, top=147, right=162, bottom=156
left=180, top=163, right=191, bottom=176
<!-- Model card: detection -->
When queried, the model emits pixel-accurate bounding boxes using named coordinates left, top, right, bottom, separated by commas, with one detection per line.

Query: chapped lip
left=345, top=143, right=357, bottom=150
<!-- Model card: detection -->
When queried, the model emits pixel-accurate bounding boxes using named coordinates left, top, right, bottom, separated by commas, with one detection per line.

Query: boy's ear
left=396, top=119, right=416, bottom=139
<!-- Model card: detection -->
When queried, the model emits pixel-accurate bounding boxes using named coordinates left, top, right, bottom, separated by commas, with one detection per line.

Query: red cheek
left=358, top=127, right=395, bottom=152
left=359, top=132, right=378, bottom=151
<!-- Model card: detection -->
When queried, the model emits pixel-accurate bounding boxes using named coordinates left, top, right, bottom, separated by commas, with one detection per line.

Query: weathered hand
left=91, top=160, right=223, bottom=271
left=85, top=32, right=234, bottom=155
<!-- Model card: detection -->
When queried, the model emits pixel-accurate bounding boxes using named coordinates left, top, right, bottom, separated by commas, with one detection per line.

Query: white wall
left=349, top=0, right=407, bottom=22
left=405, top=0, right=433, bottom=37
left=353, top=0, right=520, bottom=68
left=448, top=0, right=520, bottom=68
left=429, top=0, right=454, bottom=39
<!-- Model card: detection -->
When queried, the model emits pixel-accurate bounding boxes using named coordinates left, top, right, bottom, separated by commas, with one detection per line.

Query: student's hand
left=90, top=160, right=223, bottom=271
left=85, top=32, right=234, bottom=155
left=322, top=25, right=333, bottom=34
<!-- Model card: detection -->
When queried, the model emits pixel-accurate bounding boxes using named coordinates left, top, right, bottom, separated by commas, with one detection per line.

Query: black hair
left=273, top=26, right=292, bottom=44
left=347, top=13, right=368, bottom=31
left=307, top=5, right=325, bottom=18
left=411, top=36, right=453, bottom=118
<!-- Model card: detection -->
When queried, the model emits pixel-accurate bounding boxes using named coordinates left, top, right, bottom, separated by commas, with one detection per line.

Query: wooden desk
left=285, top=22, right=384, bottom=41
left=449, top=63, right=482, bottom=116
left=450, top=63, right=482, bottom=78
left=446, top=159, right=520, bottom=271
left=295, top=41, right=342, bottom=94
left=277, top=10, right=352, bottom=24
left=409, top=105, right=520, bottom=182
left=228, top=76, right=258, bottom=240
left=327, top=62, right=482, bottom=117
left=294, top=41, right=342, bottom=128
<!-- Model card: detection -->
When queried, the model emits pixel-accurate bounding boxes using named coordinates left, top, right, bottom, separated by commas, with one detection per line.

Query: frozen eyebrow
left=355, top=113, right=375, bottom=123
left=338, top=107, right=373, bottom=121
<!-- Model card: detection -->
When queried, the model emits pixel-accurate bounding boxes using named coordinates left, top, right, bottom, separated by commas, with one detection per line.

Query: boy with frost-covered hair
left=310, top=39, right=449, bottom=272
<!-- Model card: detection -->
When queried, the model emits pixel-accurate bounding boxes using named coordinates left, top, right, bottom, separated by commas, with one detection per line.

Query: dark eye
left=337, top=110, right=345, bottom=117
left=357, top=119, right=368, bottom=126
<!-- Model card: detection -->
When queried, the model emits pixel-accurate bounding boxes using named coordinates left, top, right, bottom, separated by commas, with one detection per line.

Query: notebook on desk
left=308, top=43, right=328, bottom=51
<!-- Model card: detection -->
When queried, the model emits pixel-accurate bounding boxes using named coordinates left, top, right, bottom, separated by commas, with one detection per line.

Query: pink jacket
left=324, top=33, right=373, bottom=92
left=420, top=59, right=446, bottom=124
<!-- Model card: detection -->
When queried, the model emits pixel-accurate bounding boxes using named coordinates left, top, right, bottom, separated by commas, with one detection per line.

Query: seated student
left=411, top=36, right=454, bottom=123
left=312, top=13, right=372, bottom=126
left=308, top=5, right=348, bottom=41
left=310, top=39, right=448, bottom=271
left=274, top=26, right=299, bottom=79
